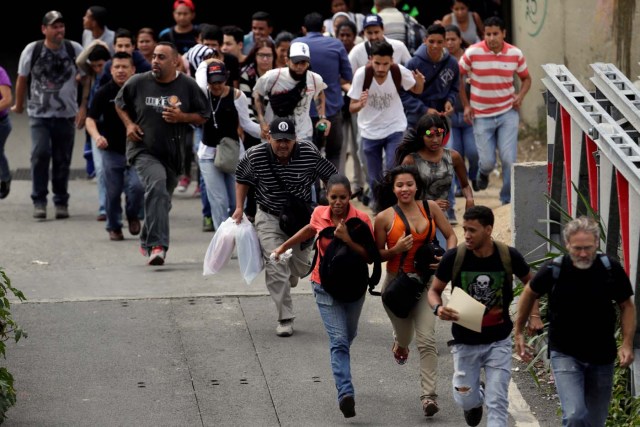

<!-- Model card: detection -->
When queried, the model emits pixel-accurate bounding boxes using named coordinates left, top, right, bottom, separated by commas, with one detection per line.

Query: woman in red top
left=374, top=164, right=457, bottom=418
left=273, top=174, right=373, bottom=419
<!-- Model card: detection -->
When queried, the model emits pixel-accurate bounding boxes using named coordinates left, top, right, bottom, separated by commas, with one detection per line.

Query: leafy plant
left=516, top=183, right=640, bottom=426
left=0, top=267, right=27, bottom=424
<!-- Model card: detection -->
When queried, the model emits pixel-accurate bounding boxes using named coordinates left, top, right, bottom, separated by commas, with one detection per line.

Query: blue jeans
left=91, top=136, right=106, bottom=215
left=193, top=127, right=211, bottom=219
left=102, top=150, right=144, bottom=232
left=199, top=158, right=236, bottom=229
left=451, top=336, right=512, bottom=426
left=29, top=117, right=75, bottom=207
left=473, top=109, right=519, bottom=204
left=312, top=282, right=365, bottom=401
left=361, top=131, right=404, bottom=204
left=550, top=350, right=614, bottom=427
left=0, top=116, right=12, bottom=182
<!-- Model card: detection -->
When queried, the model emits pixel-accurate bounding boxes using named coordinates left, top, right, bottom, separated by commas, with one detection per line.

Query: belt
left=258, top=204, right=280, bottom=216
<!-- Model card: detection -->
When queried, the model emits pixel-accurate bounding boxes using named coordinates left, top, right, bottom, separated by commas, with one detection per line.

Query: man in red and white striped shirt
left=458, top=16, right=531, bottom=205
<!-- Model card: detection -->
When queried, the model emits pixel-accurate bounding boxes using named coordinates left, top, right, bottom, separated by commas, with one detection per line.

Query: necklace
left=209, top=93, right=222, bottom=129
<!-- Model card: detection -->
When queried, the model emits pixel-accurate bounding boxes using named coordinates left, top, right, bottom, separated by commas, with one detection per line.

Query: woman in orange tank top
left=374, top=164, right=457, bottom=418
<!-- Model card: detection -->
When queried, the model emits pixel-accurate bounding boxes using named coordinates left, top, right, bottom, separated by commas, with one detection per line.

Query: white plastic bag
left=235, top=216, right=264, bottom=284
left=203, top=217, right=237, bottom=275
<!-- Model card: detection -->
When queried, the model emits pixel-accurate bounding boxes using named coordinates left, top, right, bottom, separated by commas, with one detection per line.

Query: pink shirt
left=308, top=204, right=374, bottom=285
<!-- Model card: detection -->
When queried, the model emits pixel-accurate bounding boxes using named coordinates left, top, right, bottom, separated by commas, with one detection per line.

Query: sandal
left=422, top=398, right=439, bottom=417
left=392, top=341, right=409, bottom=365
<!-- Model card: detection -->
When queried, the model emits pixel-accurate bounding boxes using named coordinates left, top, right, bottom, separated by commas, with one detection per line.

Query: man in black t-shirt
left=515, top=216, right=635, bottom=427
left=428, top=205, right=536, bottom=427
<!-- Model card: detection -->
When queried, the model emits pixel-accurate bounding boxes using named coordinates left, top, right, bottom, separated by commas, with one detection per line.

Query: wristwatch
left=432, top=304, right=441, bottom=316
left=319, top=115, right=327, bottom=120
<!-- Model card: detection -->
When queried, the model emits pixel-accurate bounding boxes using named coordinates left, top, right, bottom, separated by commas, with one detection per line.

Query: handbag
left=413, top=200, right=445, bottom=282
left=381, top=204, right=428, bottom=318
left=214, top=136, right=240, bottom=174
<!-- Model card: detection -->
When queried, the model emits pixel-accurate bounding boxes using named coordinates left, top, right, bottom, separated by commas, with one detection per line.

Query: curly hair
left=394, top=114, right=449, bottom=166
left=374, top=164, right=425, bottom=213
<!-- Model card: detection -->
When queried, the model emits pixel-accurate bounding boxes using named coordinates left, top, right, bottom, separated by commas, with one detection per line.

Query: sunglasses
left=425, top=128, right=445, bottom=137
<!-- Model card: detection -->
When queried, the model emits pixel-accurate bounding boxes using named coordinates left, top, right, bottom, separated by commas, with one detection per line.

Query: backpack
left=306, top=216, right=382, bottom=302
left=403, top=13, right=428, bottom=55
left=28, top=40, right=78, bottom=100
left=268, top=69, right=312, bottom=118
left=362, top=63, right=402, bottom=95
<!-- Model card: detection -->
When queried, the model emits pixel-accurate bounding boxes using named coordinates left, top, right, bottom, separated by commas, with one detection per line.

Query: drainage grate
left=12, top=168, right=91, bottom=181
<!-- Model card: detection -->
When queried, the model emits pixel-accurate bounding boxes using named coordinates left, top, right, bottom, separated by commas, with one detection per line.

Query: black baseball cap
left=269, top=117, right=296, bottom=140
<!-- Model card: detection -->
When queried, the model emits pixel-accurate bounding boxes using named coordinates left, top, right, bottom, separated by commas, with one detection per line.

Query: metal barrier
left=542, top=63, right=640, bottom=395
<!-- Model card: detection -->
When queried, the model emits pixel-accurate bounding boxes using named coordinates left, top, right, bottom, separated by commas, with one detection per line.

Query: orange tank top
left=386, top=202, right=436, bottom=273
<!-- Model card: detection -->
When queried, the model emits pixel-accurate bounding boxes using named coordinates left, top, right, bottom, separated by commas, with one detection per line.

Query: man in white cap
left=253, top=42, right=329, bottom=143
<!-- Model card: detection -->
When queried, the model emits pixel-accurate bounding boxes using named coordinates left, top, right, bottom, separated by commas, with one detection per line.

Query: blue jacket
left=293, top=32, right=353, bottom=118
left=402, top=45, right=459, bottom=128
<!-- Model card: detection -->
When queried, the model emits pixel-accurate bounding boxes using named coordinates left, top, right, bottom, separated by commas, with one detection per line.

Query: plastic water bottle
left=316, top=122, right=327, bottom=132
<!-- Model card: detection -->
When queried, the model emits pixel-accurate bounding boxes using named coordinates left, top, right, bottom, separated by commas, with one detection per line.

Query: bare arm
left=618, top=297, right=636, bottom=368
left=514, top=283, right=539, bottom=362
left=274, top=224, right=317, bottom=258
left=513, top=74, right=532, bottom=110
left=459, top=75, right=473, bottom=124
left=0, top=85, right=13, bottom=112
left=374, top=209, right=413, bottom=261
left=85, top=117, right=108, bottom=150
left=427, top=276, right=459, bottom=320
left=231, top=182, right=250, bottom=223
left=409, top=69, right=425, bottom=94
left=11, top=75, right=27, bottom=114
left=115, top=104, right=144, bottom=143
left=349, top=90, right=368, bottom=114
left=451, top=150, right=474, bottom=210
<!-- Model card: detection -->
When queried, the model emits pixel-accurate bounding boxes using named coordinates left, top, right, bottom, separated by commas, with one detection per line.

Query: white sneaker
left=276, top=319, right=294, bottom=337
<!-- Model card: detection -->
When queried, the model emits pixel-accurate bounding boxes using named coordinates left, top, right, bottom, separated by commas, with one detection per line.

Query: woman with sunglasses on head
left=395, top=113, right=474, bottom=230
left=373, top=164, right=456, bottom=418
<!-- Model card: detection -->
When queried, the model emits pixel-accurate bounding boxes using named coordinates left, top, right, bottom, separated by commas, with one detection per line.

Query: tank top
left=451, top=11, right=480, bottom=46
left=202, top=89, right=239, bottom=147
left=386, top=202, right=436, bottom=273
left=412, top=149, right=454, bottom=201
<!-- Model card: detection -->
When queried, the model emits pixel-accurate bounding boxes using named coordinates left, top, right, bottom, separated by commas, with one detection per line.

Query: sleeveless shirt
left=386, top=202, right=436, bottom=273
left=452, top=11, right=480, bottom=46
left=412, top=148, right=454, bottom=201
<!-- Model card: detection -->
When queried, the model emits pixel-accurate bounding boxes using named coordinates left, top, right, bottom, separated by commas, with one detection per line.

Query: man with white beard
left=515, top=216, right=635, bottom=427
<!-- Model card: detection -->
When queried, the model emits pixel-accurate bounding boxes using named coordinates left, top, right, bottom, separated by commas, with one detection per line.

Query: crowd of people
left=1, top=1, right=635, bottom=426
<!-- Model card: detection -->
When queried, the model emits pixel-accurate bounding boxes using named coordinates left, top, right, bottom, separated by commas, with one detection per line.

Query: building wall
left=511, top=0, right=640, bottom=128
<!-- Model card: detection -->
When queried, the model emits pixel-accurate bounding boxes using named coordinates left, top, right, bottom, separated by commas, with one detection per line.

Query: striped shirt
left=459, top=41, right=529, bottom=118
left=236, top=141, right=337, bottom=213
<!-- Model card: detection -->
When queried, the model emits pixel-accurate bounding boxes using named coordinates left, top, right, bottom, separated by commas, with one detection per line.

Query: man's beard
left=570, top=253, right=596, bottom=270
left=290, top=69, right=306, bottom=81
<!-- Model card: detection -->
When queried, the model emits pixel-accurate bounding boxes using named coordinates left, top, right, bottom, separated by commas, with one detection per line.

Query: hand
left=618, top=344, right=634, bottom=368
left=444, top=101, right=454, bottom=116
left=438, top=305, right=459, bottom=322
left=95, top=135, right=109, bottom=150
left=359, top=90, right=369, bottom=108
left=10, top=104, right=24, bottom=114
left=260, top=122, right=269, bottom=139
left=412, top=69, right=425, bottom=84
left=513, top=94, right=524, bottom=110
left=231, top=207, right=244, bottom=224
left=126, top=123, right=144, bottom=142
left=463, top=105, right=474, bottom=125
left=393, top=234, right=413, bottom=254
left=162, top=105, right=182, bottom=123
left=316, top=118, right=331, bottom=136
left=428, top=254, right=443, bottom=271
left=435, top=199, right=449, bottom=211
left=514, top=333, right=534, bottom=363
left=427, top=108, right=440, bottom=116
left=272, top=244, right=286, bottom=261
left=334, top=219, right=350, bottom=242
left=526, top=315, right=544, bottom=337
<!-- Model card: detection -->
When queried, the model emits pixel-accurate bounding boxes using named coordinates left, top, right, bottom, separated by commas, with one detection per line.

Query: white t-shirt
left=253, top=67, right=327, bottom=141
left=347, top=64, right=415, bottom=139
left=348, top=37, right=412, bottom=72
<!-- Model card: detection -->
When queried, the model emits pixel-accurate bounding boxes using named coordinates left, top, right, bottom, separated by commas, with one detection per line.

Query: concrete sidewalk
left=0, top=113, right=560, bottom=426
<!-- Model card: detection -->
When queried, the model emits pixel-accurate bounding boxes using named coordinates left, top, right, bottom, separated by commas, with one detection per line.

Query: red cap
left=173, top=0, right=195, bottom=11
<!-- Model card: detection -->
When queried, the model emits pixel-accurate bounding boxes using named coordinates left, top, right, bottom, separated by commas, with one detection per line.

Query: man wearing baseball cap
left=233, top=117, right=337, bottom=337
left=12, top=10, right=86, bottom=220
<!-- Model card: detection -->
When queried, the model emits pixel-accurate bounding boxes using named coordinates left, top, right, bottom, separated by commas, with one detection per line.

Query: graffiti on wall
left=524, top=0, right=547, bottom=37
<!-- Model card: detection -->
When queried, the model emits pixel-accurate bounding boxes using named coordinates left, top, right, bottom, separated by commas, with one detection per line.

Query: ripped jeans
left=451, top=336, right=512, bottom=426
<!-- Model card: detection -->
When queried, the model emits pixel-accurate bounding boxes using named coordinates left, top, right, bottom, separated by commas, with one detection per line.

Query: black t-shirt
left=436, top=243, right=530, bottom=344
left=89, top=80, right=126, bottom=154
left=530, top=255, right=633, bottom=364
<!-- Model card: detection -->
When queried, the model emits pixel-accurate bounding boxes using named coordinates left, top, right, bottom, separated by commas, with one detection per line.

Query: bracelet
left=319, top=115, right=327, bottom=120
left=529, top=314, right=541, bottom=318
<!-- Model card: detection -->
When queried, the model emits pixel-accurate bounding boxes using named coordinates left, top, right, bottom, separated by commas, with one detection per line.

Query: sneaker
left=148, top=246, right=166, bottom=266
left=33, top=205, right=47, bottom=219
left=476, top=173, right=489, bottom=191
left=55, top=205, right=69, bottom=219
left=448, top=215, right=458, bottom=226
left=422, top=398, right=439, bottom=417
left=202, top=216, right=214, bottom=232
left=108, top=230, right=124, bottom=241
left=276, top=319, right=294, bottom=337
left=192, top=184, right=201, bottom=198
left=463, top=382, right=485, bottom=426
left=339, top=395, right=356, bottom=418
left=471, top=179, right=480, bottom=192
left=96, top=213, right=107, bottom=221
left=176, top=176, right=190, bottom=193
left=0, top=179, right=10, bottom=199
left=128, top=218, right=141, bottom=236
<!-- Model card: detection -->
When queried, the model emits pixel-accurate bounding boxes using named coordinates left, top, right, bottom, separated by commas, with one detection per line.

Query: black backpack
left=307, top=217, right=382, bottom=302
left=28, top=40, right=79, bottom=104
left=403, top=13, right=428, bottom=55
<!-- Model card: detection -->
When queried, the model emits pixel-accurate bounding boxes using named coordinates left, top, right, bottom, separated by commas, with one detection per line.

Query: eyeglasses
left=425, top=128, right=445, bottom=137
left=257, top=53, right=273, bottom=59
